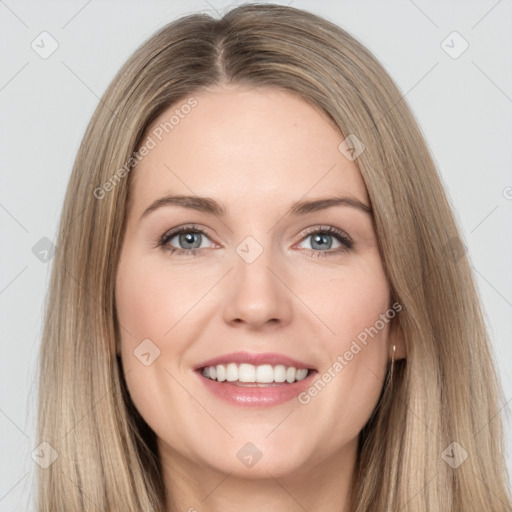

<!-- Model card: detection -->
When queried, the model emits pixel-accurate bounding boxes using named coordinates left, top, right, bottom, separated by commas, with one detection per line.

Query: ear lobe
left=389, top=318, right=406, bottom=360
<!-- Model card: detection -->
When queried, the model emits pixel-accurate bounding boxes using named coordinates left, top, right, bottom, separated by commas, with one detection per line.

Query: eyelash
left=157, top=224, right=353, bottom=258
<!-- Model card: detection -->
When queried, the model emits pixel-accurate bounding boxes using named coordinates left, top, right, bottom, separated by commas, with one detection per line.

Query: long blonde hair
left=37, top=3, right=511, bottom=510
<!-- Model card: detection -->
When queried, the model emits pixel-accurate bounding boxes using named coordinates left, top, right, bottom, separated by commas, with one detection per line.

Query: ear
left=388, top=315, right=406, bottom=361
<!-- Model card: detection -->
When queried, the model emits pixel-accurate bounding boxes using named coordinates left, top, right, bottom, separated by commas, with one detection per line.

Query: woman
left=37, top=3, right=511, bottom=511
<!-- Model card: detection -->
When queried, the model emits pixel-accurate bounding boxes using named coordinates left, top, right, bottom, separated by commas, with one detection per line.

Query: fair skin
left=116, top=84, right=405, bottom=512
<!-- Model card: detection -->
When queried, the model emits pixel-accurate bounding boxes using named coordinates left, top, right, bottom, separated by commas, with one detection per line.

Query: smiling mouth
left=199, top=363, right=314, bottom=385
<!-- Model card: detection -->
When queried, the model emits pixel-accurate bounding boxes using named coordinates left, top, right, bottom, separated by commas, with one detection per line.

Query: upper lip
left=194, top=351, right=315, bottom=370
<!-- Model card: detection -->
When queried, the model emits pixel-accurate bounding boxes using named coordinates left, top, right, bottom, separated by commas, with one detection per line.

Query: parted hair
left=37, top=3, right=511, bottom=510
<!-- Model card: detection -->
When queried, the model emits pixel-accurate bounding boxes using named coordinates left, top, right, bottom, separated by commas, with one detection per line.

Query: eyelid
left=157, top=223, right=353, bottom=257
left=292, top=225, right=353, bottom=257
left=158, top=224, right=217, bottom=247
left=297, top=224, right=353, bottom=246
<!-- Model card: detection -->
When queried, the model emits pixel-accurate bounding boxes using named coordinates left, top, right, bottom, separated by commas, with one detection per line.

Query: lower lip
left=195, top=370, right=317, bottom=407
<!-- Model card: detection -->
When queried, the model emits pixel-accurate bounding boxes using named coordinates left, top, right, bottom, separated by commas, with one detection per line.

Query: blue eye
left=159, top=225, right=212, bottom=256
left=297, top=226, right=353, bottom=257
left=158, top=224, right=353, bottom=257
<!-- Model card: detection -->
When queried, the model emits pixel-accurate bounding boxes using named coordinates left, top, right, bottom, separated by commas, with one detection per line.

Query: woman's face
left=116, top=84, right=399, bottom=481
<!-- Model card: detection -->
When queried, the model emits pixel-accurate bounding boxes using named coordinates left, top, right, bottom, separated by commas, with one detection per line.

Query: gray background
left=1, top=0, right=511, bottom=509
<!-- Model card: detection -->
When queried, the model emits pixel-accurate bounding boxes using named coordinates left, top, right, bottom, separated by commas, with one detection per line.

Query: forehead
left=129, top=85, right=369, bottom=214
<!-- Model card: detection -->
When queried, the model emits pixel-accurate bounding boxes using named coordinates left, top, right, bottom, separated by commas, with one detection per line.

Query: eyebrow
left=140, top=194, right=373, bottom=220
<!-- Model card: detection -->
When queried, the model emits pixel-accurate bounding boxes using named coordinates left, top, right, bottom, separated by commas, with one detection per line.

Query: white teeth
left=256, top=364, right=274, bottom=383
left=216, top=364, right=226, bottom=382
left=201, top=363, right=310, bottom=383
left=286, top=367, right=296, bottom=383
left=296, top=368, right=308, bottom=381
left=226, top=363, right=238, bottom=382
left=274, top=364, right=286, bottom=382
left=239, top=363, right=256, bottom=382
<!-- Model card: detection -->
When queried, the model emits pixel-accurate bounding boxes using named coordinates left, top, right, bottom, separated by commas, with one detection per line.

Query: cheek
left=115, top=252, right=213, bottom=340
left=115, top=254, right=181, bottom=402
left=115, top=254, right=194, bottom=441
left=296, top=256, right=391, bottom=428
left=310, top=256, right=391, bottom=356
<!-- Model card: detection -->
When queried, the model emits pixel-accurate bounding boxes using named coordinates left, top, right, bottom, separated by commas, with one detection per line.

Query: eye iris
left=179, top=232, right=201, bottom=249
left=170, top=230, right=340, bottom=252
left=311, top=233, right=332, bottom=250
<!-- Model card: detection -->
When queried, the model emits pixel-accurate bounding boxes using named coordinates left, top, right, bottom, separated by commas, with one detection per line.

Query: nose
left=222, top=243, right=293, bottom=331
